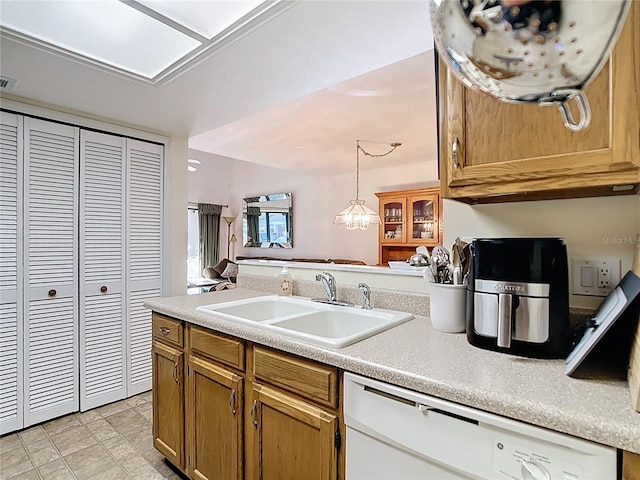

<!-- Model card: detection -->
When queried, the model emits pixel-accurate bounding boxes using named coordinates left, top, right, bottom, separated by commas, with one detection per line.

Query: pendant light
left=334, top=140, right=401, bottom=231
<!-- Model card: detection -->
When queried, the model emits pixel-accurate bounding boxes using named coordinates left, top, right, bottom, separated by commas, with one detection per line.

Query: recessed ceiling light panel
left=0, top=0, right=288, bottom=83
left=136, top=0, right=265, bottom=40
left=0, top=0, right=201, bottom=78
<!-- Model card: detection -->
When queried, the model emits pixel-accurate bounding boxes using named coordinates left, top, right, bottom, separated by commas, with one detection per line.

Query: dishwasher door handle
left=418, top=403, right=479, bottom=425
left=363, top=385, right=415, bottom=407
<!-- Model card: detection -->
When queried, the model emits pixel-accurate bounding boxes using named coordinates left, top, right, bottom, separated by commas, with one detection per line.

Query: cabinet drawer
left=152, top=313, right=183, bottom=347
left=190, top=326, right=245, bottom=371
left=253, top=346, right=338, bottom=408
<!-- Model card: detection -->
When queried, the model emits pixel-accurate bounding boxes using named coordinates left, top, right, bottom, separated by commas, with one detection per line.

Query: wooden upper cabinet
left=438, top=2, right=640, bottom=203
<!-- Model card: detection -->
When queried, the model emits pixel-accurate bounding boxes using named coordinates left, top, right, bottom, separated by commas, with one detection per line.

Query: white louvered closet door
left=126, top=139, right=163, bottom=395
left=23, top=118, right=79, bottom=427
left=0, top=112, right=24, bottom=434
left=80, top=131, right=126, bottom=411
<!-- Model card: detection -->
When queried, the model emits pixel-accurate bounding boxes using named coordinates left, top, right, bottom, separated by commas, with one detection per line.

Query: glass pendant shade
left=333, top=200, right=381, bottom=231
left=334, top=140, right=399, bottom=231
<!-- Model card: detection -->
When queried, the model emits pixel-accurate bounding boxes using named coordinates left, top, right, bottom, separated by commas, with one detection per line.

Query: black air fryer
left=466, top=238, right=570, bottom=359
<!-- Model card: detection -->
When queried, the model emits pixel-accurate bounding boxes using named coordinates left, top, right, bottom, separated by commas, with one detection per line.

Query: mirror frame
left=242, top=192, right=293, bottom=248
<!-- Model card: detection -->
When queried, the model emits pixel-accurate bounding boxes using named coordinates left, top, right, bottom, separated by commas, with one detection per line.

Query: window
left=258, top=212, right=289, bottom=243
left=187, top=207, right=199, bottom=279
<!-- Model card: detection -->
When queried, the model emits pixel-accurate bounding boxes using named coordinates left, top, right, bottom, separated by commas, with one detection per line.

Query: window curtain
left=246, top=206, right=261, bottom=246
left=198, top=203, right=223, bottom=273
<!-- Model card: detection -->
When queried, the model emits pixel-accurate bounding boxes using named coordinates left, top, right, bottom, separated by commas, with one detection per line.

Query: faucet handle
left=358, top=283, right=372, bottom=310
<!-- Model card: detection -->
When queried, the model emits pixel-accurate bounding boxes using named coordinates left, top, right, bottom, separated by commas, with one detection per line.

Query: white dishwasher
left=344, top=373, right=617, bottom=480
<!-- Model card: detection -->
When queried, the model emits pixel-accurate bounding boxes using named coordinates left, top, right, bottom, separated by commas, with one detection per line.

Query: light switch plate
left=571, top=259, right=621, bottom=296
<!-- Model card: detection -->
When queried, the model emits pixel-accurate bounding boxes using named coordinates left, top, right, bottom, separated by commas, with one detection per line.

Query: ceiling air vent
left=0, top=76, right=17, bottom=90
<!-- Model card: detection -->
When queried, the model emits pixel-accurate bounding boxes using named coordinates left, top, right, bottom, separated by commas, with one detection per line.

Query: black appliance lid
left=472, top=237, right=567, bottom=285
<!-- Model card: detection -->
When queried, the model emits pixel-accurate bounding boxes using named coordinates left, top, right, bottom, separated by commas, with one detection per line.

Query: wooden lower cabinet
left=624, top=451, right=640, bottom=480
left=247, top=382, right=338, bottom=480
left=152, top=316, right=637, bottom=479
left=152, top=320, right=343, bottom=480
left=187, top=356, right=243, bottom=480
left=152, top=341, right=185, bottom=470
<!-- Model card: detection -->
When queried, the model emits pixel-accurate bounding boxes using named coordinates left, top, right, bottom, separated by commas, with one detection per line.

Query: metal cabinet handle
left=100, top=286, right=108, bottom=293
left=452, top=137, right=460, bottom=169
left=172, top=362, right=179, bottom=384
left=48, top=289, right=57, bottom=297
left=159, top=327, right=171, bottom=335
left=250, top=400, right=258, bottom=428
left=229, top=389, right=237, bottom=416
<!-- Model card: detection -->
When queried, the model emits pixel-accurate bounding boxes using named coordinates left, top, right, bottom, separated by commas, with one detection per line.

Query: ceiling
left=0, top=1, right=436, bottom=177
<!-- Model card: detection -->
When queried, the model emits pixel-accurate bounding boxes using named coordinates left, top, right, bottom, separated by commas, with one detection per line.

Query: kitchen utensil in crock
left=432, top=245, right=451, bottom=265
left=429, top=0, right=631, bottom=131
left=409, top=253, right=430, bottom=267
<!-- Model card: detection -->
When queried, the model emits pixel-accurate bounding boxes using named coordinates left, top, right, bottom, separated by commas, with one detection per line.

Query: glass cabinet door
left=381, top=198, right=406, bottom=243
left=409, top=195, right=438, bottom=244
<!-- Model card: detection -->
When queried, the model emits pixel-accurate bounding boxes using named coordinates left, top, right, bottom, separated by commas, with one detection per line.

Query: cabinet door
left=23, top=118, right=79, bottom=427
left=439, top=2, right=639, bottom=201
left=79, top=131, right=127, bottom=411
left=248, top=382, right=338, bottom=480
left=126, top=139, right=164, bottom=396
left=379, top=196, right=407, bottom=244
left=152, top=341, right=184, bottom=469
left=0, top=112, right=23, bottom=434
left=407, top=194, right=439, bottom=246
left=188, top=356, right=243, bottom=480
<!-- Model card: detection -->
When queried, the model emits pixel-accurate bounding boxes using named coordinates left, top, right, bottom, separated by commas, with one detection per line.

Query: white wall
left=443, top=195, right=640, bottom=309
left=168, top=138, right=189, bottom=295
left=188, top=149, right=439, bottom=264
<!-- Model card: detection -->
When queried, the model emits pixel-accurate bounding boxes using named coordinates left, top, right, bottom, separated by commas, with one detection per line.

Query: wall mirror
left=243, top=193, right=293, bottom=248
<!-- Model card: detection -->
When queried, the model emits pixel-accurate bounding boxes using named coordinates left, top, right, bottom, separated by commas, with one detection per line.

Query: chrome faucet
left=312, top=272, right=353, bottom=306
left=315, top=271, right=337, bottom=302
left=358, top=283, right=372, bottom=310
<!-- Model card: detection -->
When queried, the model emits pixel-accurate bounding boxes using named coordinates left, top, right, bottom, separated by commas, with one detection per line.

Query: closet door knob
left=48, top=289, right=57, bottom=297
left=100, top=286, right=108, bottom=293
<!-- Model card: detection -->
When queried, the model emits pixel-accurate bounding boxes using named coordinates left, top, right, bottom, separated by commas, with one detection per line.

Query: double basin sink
left=196, top=295, right=413, bottom=348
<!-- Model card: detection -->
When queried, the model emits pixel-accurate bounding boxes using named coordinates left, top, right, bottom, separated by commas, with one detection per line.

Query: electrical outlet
left=571, top=259, right=621, bottom=296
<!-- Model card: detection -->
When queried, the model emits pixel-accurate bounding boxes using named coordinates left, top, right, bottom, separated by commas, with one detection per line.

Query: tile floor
left=0, top=392, right=187, bottom=480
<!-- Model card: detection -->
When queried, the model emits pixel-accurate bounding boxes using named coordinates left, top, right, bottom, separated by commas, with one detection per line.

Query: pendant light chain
left=356, top=141, right=361, bottom=200
left=355, top=139, right=401, bottom=200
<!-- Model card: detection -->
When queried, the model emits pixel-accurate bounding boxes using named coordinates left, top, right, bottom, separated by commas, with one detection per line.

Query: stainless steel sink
left=196, top=295, right=413, bottom=348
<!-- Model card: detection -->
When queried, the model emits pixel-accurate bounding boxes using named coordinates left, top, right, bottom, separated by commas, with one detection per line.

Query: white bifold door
left=23, top=117, right=80, bottom=427
left=0, top=112, right=164, bottom=434
left=126, top=139, right=163, bottom=397
left=0, top=112, right=24, bottom=434
left=79, top=131, right=127, bottom=411
left=79, top=133, right=163, bottom=409
left=1, top=114, right=82, bottom=431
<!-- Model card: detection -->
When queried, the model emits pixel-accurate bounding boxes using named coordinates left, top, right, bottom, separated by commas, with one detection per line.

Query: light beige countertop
left=145, top=288, right=640, bottom=454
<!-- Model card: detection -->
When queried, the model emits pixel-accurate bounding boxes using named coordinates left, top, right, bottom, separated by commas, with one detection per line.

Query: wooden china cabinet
left=375, top=187, right=442, bottom=265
